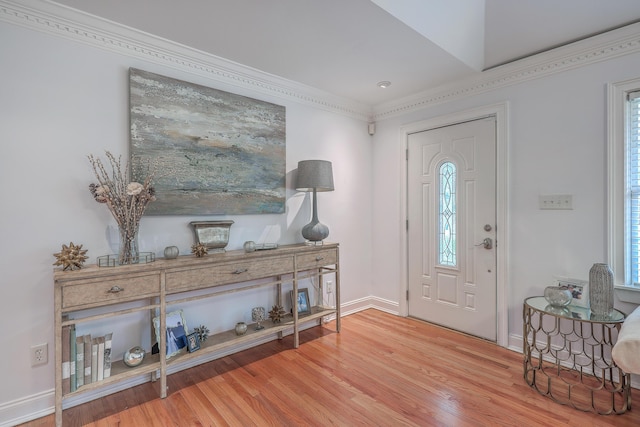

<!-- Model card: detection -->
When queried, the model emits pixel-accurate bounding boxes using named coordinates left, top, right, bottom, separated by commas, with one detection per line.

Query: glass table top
left=525, top=296, right=625, bottom=323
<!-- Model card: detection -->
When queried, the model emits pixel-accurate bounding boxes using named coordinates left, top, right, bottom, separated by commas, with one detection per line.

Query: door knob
left=476, top=237, right=493, bottom=249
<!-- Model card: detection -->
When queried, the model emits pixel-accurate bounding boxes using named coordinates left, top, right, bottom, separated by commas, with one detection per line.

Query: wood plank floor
left=20, top=309, right=640, bottom=426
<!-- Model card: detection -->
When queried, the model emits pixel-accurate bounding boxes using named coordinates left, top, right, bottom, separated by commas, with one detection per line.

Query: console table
left=523, top=296, right=629, bottom=414
left=53, top=243, right=339, bottom=427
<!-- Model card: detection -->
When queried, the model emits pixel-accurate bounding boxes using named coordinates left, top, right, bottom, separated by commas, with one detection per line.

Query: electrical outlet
left=326, top=280, right=333, bottom=294
left=31, top=343, right=48, bottom=366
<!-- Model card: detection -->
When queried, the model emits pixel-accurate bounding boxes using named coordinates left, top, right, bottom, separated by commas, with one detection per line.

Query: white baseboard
left=0, top=389, right=54, bottom=427
left=341, top=295, right=399, bottom=316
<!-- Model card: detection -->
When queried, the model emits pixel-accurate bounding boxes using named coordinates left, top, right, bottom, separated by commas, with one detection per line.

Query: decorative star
left=269, top=305, right=287, bottom=323
left=191, top=243, right=208, bottom=257
left=53, top=242, right=89, bottom=271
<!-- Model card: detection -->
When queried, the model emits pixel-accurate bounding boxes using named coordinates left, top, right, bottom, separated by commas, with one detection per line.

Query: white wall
left=371, top=42, right=640, bottom=345
left=0, top=20, right=372, bottom=424
left=4, top=2, right=640, bottom=424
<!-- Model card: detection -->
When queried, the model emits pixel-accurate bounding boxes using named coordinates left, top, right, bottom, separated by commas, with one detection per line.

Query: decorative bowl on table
left=544, top=286, right=573, bottom=307
left=190, top=221, right=234, bottom=253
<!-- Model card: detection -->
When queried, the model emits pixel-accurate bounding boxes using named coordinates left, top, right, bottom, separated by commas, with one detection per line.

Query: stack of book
left=61, top=324, right=112, bottom=394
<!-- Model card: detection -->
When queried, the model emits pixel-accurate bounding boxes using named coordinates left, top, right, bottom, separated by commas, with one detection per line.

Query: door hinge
left=406, top=149, right=409, bottom=161
left=406, top=219, right=409, bottom=231
left=406, top=290, right=409, bottom=300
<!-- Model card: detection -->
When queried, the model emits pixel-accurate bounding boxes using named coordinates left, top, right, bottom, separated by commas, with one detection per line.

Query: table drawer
left=166, top=255, right=295, bottom=292
left=296, top=249, right=338, bottom=270
left=61, top=274, right=160, bottom=309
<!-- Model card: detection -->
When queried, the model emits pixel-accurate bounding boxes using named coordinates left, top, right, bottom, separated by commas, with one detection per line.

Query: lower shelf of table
left=62, top=305, right=336, bottom=399
left=167, top=305, right=336, bottom=365
left=63, top=352, right=161, bottom=397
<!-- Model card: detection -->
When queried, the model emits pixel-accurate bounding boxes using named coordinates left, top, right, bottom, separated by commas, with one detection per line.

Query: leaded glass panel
left=439, top=162, right=456, bottom=266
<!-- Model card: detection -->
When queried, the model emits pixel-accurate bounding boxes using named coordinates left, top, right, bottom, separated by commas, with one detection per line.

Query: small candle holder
left=251, top=307, right=266, bottom=330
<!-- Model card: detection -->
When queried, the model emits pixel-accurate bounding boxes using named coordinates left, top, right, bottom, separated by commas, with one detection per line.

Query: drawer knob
left=107, top=285, right=124, bottom=293
left=232, top=268, right=248, bottom=274
left=315, top=256, right=324, bottom=261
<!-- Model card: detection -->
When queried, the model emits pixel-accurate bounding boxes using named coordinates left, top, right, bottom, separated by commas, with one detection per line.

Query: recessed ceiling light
left=377, top=81, right=391, bottom=89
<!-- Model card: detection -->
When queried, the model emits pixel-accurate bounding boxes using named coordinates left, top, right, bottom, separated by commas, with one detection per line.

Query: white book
left=97, top=337, right=105, bottom=381
left=91, top=338, right=98, bottom=383
left=75, top=336, right=84, bottom=388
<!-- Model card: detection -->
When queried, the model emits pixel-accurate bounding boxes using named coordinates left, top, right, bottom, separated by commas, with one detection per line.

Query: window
left=628, top=92, right=640, bottom=286
left=438, top=161, right=456, bottom=267
left=608, top=79, right=640, bottom=303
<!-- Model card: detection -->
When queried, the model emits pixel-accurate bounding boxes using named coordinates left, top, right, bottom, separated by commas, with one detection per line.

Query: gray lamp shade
left=295, top=160, right=334, bottom=192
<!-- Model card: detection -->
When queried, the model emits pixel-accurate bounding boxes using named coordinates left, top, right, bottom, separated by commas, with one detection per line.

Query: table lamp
left=296, top=160, right=334, bottom=243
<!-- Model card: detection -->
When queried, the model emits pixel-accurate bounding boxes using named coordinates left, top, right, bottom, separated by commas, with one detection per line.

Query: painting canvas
left=129, top=68, right=286, bottom=215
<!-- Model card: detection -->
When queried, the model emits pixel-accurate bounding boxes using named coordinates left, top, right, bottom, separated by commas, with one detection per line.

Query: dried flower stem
left=88, top=151, right=158, bottom=264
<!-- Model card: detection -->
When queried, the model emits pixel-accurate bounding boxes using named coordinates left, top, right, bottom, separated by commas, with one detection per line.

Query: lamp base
left=301, top=220, right=329, bottom=242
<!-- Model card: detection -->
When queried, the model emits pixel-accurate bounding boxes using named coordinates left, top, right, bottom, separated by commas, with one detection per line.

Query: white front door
left=407, top=117, right=497, bottom=341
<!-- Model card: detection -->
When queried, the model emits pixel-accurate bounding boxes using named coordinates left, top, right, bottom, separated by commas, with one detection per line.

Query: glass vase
left=118, top=226, right=139, bottom=265
left=589, top=263, right=614, bottom=316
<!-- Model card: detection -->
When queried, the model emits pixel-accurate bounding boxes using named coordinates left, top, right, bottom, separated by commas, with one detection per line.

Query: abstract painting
left=129, top=68, right=286, bottom=215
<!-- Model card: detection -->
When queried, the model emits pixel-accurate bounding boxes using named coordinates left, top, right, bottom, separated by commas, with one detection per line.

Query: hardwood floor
left=20, top=309, right=640, bottom=426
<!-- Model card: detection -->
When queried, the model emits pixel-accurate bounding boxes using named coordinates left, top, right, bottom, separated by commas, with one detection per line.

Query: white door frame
left=398, top=102, right=510, bottom=347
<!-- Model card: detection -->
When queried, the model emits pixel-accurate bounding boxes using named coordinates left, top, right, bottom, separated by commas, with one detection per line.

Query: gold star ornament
left=191, top=242, right=208, bottom=257
left=53, top=242, right=89, bottom=271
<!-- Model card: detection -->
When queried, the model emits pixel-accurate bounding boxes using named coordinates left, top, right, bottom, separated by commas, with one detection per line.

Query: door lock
left=476, top=237, right=493, bottom=249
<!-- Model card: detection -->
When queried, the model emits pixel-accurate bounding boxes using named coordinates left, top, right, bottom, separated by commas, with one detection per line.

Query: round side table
left=523, top=296, right=630, bottom=414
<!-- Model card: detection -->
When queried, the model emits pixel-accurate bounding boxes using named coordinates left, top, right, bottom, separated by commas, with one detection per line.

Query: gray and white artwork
left=129, top=68, right=286, bottom=215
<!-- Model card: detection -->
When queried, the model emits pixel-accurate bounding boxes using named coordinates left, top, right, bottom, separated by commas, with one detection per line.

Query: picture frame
left=556, top=278, right=589, bottom=309
left=291, top=288, right=311, bottom=315
left=186, top=332, right=200, bottom=353
left=153, top=309, right=189, bottom=359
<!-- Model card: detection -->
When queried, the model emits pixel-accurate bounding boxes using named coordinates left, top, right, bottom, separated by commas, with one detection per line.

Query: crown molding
left=373, top=22, right=640, bottom=121
left=0, top=0, right=372, bottom=121
left=4, top=1, right=640, bottom=124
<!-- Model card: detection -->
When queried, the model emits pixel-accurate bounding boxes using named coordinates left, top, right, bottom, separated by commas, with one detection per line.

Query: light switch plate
left=539, top=194, right=573, bottom=210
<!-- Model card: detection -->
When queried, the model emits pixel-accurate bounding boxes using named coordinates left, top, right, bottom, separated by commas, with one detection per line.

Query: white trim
left=340, top=296, right=400, bottom=316
left=0, top=389, right=54, bottom=427
left=608, top=78, right=640, bottom=305
left=399, top=102, right=510, bottom=348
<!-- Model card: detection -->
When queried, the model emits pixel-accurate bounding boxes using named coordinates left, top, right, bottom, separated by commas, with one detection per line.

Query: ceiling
left=51, top=0, right=640, bottom=106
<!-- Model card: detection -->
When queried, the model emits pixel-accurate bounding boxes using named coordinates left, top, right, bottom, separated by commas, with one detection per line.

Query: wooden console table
left=53, top=243, right=340, bottom=426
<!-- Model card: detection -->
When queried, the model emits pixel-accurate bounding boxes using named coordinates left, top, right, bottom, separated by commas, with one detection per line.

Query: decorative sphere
left=123, top=346, right=146, bottom=367
left=235, top=322, right=248, bottom=335
left=243, top=241, right=256, bottom=252
left=164, top=246, right=179, bottom=259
